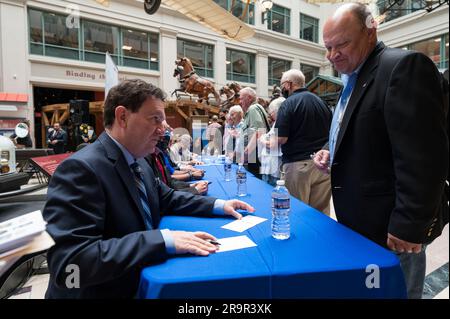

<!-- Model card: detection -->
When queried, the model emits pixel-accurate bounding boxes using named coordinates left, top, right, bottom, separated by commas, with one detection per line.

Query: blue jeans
left=396, top=245, right=427, bottom=299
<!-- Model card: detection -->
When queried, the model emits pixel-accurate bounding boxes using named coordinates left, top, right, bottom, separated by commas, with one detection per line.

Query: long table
left=138, top=163, right=407, bottom=298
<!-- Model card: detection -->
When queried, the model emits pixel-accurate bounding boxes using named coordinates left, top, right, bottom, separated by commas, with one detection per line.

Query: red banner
left=30, top=153, right=72, bottom=177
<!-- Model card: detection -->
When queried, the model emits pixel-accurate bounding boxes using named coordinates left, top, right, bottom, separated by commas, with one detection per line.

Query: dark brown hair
left=103, top=79, right=166, bottom=128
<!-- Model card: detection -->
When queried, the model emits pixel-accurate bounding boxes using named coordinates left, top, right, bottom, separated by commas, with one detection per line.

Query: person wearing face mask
left=274, top=69, right=332, bottom=215
left=158, top=129, right=206, bottom=182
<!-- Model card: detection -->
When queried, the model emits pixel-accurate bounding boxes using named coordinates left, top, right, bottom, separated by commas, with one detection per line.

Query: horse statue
left=172, top=57, right=220, bottom=105
left=219, top=82, right=241, bottom=109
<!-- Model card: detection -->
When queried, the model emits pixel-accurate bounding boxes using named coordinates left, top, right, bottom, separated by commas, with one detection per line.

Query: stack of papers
left=0, top=210, right=47, bottom=257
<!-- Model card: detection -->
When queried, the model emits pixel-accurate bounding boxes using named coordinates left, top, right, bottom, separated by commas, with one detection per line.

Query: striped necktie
left=130, top=162, right=153, bottom=229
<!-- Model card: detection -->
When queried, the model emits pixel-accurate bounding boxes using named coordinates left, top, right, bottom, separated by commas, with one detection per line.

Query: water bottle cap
left=276, top=180, right=285, bottom=186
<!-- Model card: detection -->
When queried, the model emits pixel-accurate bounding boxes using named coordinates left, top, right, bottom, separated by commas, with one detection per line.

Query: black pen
left=207, top=239, right=221, bottom=246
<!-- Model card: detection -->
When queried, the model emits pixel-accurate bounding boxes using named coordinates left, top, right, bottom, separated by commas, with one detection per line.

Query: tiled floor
left=7, top=196, right=449, bottom=299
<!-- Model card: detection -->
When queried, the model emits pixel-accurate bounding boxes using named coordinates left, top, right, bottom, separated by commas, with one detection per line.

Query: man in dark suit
left=43, top=79, right=254, bottom=298
left=47, top=122, right=67, bottom=154
left=313, top=4, right=448, bottom=298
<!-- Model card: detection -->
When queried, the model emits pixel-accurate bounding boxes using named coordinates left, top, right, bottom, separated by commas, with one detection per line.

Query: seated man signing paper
left=43, top=79, right=254, bottom=298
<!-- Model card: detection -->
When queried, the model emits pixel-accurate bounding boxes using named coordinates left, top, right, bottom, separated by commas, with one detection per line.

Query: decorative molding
left=257, top=49, right=270, bottom=57
left=159, top=27, right=178, bottom=39
left=0, top=0, right=26, bottom=8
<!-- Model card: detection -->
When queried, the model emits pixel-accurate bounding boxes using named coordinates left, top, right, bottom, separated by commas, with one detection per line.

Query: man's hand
left=171, top=231, right=219, bottom=256
left=192, top=181, right=208, bottom=195
left=223, top=200, right=255, bottom=220
left=191, top=170, right=205, bottom=179
left=190, top=159, right=204, bottom=166
left=313, top=150, right=330, bottom=174
left=387, top=233, right=422, bottom=254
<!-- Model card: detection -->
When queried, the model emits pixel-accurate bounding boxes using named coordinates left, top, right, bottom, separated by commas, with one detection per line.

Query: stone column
left=256, top=49, right=269, bottom=98
left=159, top=27, right=178, bottom=98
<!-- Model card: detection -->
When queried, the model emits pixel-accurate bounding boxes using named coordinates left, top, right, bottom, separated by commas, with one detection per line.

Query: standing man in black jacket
left=314, top=3, right=448, bottom=298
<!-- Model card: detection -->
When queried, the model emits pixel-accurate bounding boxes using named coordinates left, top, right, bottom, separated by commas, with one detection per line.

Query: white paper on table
left=215, top=235, right=257, bottom=253
left=0, top=210, right=46, bottom=254
left=221, top=215, right=267, bottom=233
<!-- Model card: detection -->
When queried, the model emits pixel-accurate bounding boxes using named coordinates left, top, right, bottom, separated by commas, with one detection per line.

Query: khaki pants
left=283, top=159, right=331, bottom=215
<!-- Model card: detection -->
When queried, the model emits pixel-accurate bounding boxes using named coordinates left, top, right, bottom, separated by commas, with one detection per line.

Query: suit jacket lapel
left=98, top=133, right=149, bottom=227
left=334, top=43, right=385, bottom=157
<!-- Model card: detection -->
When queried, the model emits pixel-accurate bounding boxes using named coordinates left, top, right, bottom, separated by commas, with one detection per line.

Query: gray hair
left=228, top=105, right=244, bottom=116
left=240, top=87, right=257, bottom=103
left=180, top=134, right=192, bottom=144
left=281, top=69, right=306, bottom=87
left=268, top=97, right=285, bottom=115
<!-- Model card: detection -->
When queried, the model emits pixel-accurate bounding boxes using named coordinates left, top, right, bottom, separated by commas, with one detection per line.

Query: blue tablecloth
left=138, top=164, right=407, bottom=299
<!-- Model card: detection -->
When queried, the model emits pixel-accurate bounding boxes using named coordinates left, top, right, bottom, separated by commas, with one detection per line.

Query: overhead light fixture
left=225, top=60, right=231, bottom=64
left=150, top=57, right=157, bottom=62
left=260, top=0, right=273, bottom=11
left=122, top=45, right=132, bottom=51
left=260, top=0, right=273, bottom=25
left=434, top=38, right=441, bottom=42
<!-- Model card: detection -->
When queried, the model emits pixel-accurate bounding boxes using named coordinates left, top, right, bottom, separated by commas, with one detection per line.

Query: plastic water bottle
left=236, top=163, right=247, bottom=197
left=271, top=180, right=290, bottom=240
left=224, top=157, right=232, bottom=181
